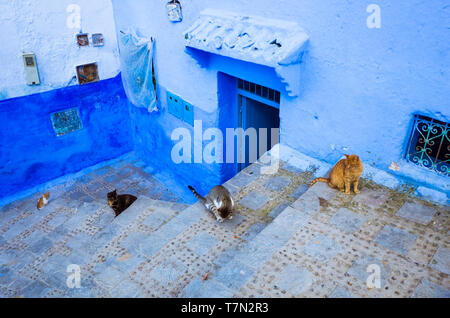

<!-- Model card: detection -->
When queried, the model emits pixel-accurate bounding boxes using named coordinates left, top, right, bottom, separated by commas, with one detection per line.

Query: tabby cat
left=310, top=154, right=363, bottom=194
left=188, top=185, right=234, bottom=222
left=107, top=189, right=137, bottom=217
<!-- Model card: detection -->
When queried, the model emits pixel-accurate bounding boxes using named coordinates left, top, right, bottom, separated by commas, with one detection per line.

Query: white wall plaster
left=0, top=0, right=120, bottom=100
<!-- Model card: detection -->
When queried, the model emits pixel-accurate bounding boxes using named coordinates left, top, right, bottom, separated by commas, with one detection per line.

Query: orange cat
left=37, top=192, right=50, bottom=210
left=310, top=154, right=363, bottom=194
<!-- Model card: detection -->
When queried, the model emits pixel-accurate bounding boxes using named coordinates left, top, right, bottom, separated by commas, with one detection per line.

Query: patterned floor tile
left=412, top=279, right=450, bottom=298
left=273, top=264, right=314, bottom=296
left=239, top=191, right=270, bottom=210
left=303, top=234, right=342, bottom=263
left=428, top=247, right=449, bottom=275
left=148, top=258, right=187, bottom=287
left=329, top=286, right=354, bottom=298
left=264, top=176, right=291, bottom=192
left=185, top=231, right=218, bottom=256
left=375, top=225, right=418, bottom=255
left=328, top=208, right=367, bottom=233
left=213, top=259, right=255, bottom=291
left=0, top=156, right=448, bottom=298
left=396, top=201, right=436, bottom=225
left=347, top=255, right=391, bottom=289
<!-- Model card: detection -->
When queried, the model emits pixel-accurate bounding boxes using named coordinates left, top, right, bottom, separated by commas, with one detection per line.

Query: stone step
left=77, top=166, right=322, bottom=297
left=10, top=196, right=192, bottom=297
left=85, top=196, right=188, bottom=251
left=3, top=147, right=449, bottom=297
left=56, top=193, right=282, bottom=297
left=1, top=153, right=335, bottom=298
left=178, top=182, right=330, bottom=297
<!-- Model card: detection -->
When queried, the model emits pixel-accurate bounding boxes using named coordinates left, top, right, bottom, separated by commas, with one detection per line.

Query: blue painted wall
left=0, top=0, right=120, bottom=101
left=4, top=1, right=447, bottom=201
left=277, top=0, right=449, bottom=192
left=0, top=74, right=133, bottom=199
left=111, top=0, right=449, bottom=195
left=126, top=55, right=282, bottom=196
left=128, top=87, right=223, bottom=196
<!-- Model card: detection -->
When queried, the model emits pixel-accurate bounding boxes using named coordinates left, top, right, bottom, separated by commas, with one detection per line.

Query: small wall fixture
left=22, top=53, right=40, bottom=85
left=51, top=108, right=83, bottom=136
left=92, top=33, right=104, bottom=47
left=167, top=90, right=194, bottom=125
left=76, top=63, right=99, bottom=85
left=76, top=33, right=89, bottom=46
left=166, top=0, right=182, bottom=22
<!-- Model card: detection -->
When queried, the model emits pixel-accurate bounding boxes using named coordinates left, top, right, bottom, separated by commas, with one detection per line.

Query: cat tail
left=188, top=185, right=207, bottom=204
left=310, top=177, right=329, bottom=187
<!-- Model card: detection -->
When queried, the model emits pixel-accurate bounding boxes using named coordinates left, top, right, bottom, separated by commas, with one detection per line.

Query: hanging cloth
left=119, top=29, right=158, bottom=112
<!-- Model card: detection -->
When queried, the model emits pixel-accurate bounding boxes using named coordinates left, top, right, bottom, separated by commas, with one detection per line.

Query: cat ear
left=344, top=154, right=350, bottom=158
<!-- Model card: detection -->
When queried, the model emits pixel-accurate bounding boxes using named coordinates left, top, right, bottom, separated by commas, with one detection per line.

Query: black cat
left=107, top=189, right=137, bottom=217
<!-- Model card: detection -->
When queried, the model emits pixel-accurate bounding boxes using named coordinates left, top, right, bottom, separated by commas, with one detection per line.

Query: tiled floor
left=0, top=154, right=449, bottom=298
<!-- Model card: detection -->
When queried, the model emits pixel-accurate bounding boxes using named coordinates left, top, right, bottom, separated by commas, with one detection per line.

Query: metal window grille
left=237, top=79, right=280, bottom=104
left=405, top=114, right=449, bottom=176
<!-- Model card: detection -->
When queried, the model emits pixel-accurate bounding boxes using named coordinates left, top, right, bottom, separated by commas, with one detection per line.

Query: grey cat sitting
left=188, top=185, right=234, bottom=222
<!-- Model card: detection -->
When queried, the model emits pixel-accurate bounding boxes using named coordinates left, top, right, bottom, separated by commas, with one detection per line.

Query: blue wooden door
left=238, top=95, right=280, bottom=171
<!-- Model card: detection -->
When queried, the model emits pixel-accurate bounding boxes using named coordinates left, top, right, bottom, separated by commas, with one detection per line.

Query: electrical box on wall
left=92, top=33, right=104, bottom=47
left=182, top=101, right=194, bottom=126
left=166, top=0, right=182, bottom=22
left=22, top=53, right=40, bottom=85
left=167, top=90, right=194, bottom=125
left=76, top=63, right=99, bottom=85
left=76, top=33, right=89, bottom=46
left=167, top=91, right=183, bottom=120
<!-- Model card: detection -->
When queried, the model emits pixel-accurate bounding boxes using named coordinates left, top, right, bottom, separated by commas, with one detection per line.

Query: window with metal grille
left=405, top=114, right=449, bottom=176
left=237, top=79, right=280, bottom=104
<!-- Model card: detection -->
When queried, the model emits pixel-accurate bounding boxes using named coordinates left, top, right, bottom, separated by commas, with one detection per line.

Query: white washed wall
left=0, top=0, right=120, bottom=100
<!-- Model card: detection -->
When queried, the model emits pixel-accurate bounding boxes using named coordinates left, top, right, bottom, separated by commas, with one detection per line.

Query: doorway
left=236, top=79, right=280, bottom=171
